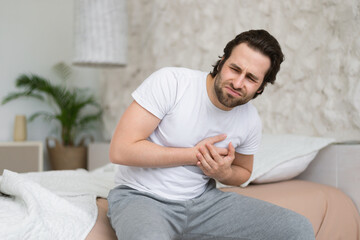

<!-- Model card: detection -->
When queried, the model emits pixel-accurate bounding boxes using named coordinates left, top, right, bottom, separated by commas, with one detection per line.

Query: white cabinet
left=88, top=142, right=110, bottom=171
left=0, top=141, right=43, bottom=173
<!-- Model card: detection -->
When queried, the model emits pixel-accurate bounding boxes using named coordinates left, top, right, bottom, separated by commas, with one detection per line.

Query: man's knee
left=280, top=211, right=315, bottom=240
left=109, top=211, right=173, bottom=240
left=107, top=196, right=177, bottom=240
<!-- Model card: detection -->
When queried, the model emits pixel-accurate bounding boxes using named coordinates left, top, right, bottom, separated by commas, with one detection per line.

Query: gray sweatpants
left=107, top=180, right=315, bottom=240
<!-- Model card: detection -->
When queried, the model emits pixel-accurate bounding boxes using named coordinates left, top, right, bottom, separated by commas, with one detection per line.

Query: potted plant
left=2, top=63, right=102, bottom=170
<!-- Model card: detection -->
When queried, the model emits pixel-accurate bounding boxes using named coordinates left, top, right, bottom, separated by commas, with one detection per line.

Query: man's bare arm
left=221, top=153, right=253, bottom=185
left=109, top=101, right=228, bottom=168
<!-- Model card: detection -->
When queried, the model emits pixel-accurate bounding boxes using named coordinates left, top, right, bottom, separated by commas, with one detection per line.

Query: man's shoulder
left=146, top=67, right=207, bottom=89
left=238, top=102, right=261, bottom=121
left=154, top=67, right=207, bottom=78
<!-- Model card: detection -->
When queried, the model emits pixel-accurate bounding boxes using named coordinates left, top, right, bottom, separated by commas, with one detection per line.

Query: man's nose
left=233, top=73, right=246, bottom=89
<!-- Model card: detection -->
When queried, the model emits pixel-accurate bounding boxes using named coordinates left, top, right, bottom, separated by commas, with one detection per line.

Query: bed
left=1, top=134, right=360, bottom=240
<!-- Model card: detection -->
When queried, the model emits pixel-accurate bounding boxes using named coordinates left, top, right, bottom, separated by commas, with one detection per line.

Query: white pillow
left=252, top=151, right=318, bottom=184
left=240, top=134, right=335, bottom=186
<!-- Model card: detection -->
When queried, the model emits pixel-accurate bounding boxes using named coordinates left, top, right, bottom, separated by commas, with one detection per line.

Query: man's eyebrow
left=229, top=63, right=259, bottom=81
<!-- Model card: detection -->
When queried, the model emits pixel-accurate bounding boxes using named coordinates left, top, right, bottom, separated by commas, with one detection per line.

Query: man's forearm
left=109, top=139, right=198, bottom=168
left=218, top=165, right=251, bottom=186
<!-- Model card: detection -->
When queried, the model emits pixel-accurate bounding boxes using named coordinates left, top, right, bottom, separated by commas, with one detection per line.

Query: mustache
left=228, top=83, right=243, bottom=94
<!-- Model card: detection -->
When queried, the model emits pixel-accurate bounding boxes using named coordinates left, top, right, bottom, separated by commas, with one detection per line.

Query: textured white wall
left=101, top=0, right=360, bottom=142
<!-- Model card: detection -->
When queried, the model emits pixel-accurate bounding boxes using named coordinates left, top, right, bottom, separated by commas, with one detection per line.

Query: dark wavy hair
left=210, top=29, right=284, bottom=98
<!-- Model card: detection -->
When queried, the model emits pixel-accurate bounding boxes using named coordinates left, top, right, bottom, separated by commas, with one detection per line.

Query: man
left=108, top=29, right=315, bottom=240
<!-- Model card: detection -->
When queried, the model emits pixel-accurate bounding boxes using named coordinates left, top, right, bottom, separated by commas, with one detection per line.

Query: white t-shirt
left=115, top=67, right=262, bottom=200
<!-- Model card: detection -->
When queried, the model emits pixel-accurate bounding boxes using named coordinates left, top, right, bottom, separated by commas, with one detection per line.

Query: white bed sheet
left=0, top=167, right=115, bottom=240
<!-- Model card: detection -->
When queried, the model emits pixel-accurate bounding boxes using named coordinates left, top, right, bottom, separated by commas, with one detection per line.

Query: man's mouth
left=225, top=86, right=242, bottom=97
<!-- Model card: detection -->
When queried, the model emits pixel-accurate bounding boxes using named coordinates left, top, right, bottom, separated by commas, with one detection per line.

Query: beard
left=213, top=74, right=255, bottom=108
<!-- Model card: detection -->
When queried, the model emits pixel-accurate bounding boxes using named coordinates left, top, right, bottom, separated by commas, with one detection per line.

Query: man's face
left=214, top=43, right=270, bottom=109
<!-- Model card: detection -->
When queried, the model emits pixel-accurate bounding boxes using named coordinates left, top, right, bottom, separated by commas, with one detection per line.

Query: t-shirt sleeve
left=235, top=109, right=262, bottom=155
left=131, top=67, right=178, bottom=120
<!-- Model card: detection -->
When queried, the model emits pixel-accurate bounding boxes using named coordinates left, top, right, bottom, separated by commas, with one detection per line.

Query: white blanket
left=0, top=169, right=114, bottom=240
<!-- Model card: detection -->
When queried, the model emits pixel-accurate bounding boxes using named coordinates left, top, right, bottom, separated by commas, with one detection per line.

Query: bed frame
left=88, top=142, right=360, bottom=211
left=296, top=142, right=360, bottom=211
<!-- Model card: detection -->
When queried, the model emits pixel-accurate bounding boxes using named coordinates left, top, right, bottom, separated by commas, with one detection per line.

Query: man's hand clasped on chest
left=194, top=134, right=235, bottom=182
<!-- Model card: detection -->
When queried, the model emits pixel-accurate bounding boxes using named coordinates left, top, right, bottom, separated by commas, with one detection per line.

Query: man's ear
left=256, top=88, right=264, bottom=94
left=217, top=57, right=225, bottom=71
left=257, top=82, right=268, bottom=94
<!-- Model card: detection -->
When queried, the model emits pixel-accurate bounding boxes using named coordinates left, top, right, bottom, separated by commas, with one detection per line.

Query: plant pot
left=47, top=138, right=87, bottom=170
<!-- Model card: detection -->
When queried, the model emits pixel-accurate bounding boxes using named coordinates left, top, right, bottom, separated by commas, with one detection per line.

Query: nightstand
left=88, top=142, right=110, bottom=171
left=0, top=141, right=43, bottom=174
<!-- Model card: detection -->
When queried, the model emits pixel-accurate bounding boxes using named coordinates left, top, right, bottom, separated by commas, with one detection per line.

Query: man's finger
left=216, top=147, right=228, bottom=156
left=208, top=134, right=227, bottom=144
left=199, top=146, right=216, bottom=168
left=228, top=142, right=235, bottom=157
left=197, top=152, right=211, bottom=170
left=206, top=143, right=221, bottom=161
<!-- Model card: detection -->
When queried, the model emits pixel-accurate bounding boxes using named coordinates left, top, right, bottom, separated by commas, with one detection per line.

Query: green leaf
left=2, top=92, right=44, bottom=104
left=77, top=110, right=102, bottom=127
left=28, top=111, right=56, bottom=122
left=53, top=62, right=72, bottom=81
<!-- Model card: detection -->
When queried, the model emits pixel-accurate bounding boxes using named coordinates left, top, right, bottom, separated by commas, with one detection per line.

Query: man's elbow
left=109, top=145, right=126, bottom=165
left=109, top=151, right=118, bottom=164
left=239, top=168, right=252, bottom=184
left=235, top=168, right=252, bottom=186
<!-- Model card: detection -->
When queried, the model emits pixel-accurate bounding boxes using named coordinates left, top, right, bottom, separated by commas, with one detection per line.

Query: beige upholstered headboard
left=296, top=143, right=360, bottom=210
